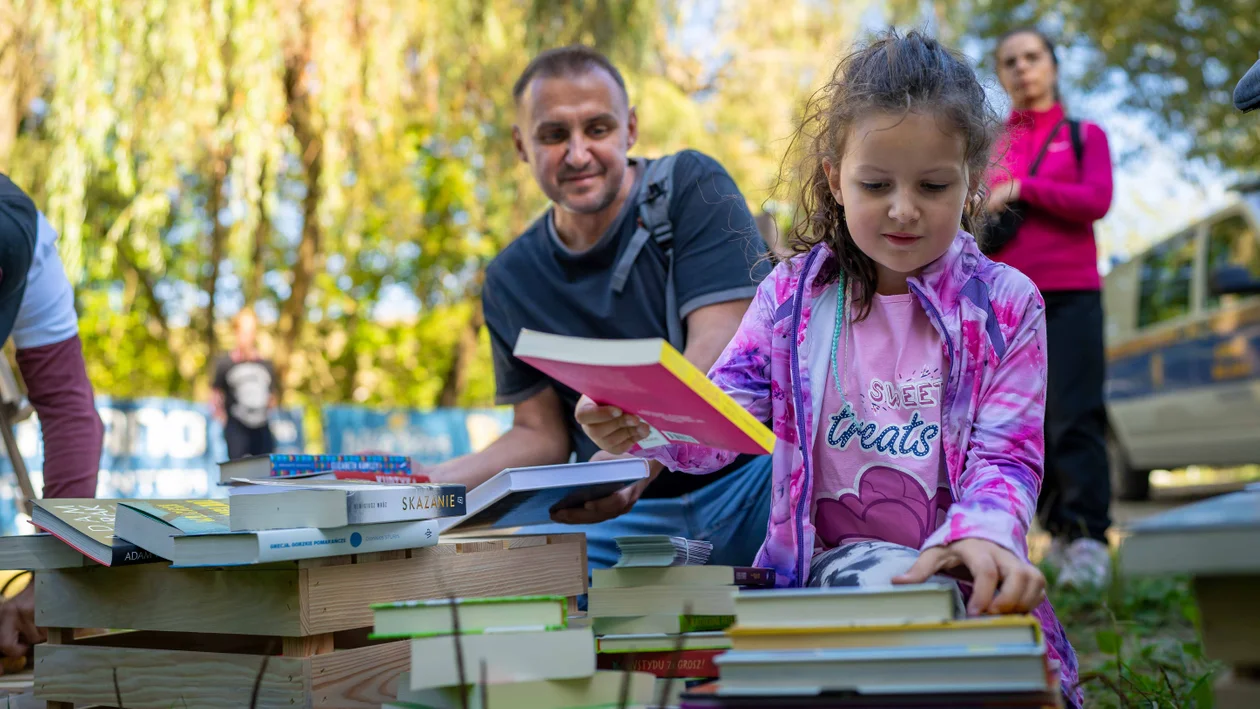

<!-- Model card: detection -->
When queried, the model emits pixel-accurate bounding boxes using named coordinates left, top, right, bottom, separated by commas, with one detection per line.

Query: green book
left=371, top=595, right=568, bottom=639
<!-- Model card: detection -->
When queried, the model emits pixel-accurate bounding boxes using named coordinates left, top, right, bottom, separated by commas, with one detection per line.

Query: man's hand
left=550, top=451, right=661, bottom=525
left=985, top=180, right=1021, bottom=214
left=0, top=582, right=43, bottom=662
left=892, top=538, right=1045, bottom=616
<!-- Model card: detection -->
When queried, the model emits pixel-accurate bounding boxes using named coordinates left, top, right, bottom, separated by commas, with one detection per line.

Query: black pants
left=224, top=419, right=275, bottom=460
left=1037, top=290, right=1112, bottom=543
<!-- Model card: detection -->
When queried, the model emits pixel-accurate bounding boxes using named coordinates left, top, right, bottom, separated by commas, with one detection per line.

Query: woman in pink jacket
left=987, top=28, right=1115, bottom=588
left=578, top=30, right=1081, bottom=707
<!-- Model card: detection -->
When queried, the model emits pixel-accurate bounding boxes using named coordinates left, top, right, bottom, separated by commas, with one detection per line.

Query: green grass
left=1046, top=561, right=1222, bottom=708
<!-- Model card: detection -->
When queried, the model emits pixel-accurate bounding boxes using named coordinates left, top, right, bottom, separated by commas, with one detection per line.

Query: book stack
left=679, top=583, right=1062, bottom=708
left=1120, top=489, right=1260, bottom=709
left=587, top=537, right=776, bottom=707
left=217, top=452, right=421, bottom=483
left=374, top=595, right=658, bottom=709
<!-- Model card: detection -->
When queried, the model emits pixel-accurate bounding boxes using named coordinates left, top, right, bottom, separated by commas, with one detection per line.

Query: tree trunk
left=204, top=151, right=228, bottom=366
left=437, top=300, right=484, bottom=408
left=248, top=162, right=268, bottom=306
left=274, top=13, right=323, bottom=396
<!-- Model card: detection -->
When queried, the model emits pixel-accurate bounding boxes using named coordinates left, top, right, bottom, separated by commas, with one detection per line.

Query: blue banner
left=321, top=405, right=513, bottom=465
left=0, top=397, right=304, bottom=536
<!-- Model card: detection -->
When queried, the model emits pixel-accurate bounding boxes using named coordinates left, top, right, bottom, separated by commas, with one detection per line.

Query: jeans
left=511, top=454, right=773, bottom=571
left=1037, top=290, right=1112, bottom=543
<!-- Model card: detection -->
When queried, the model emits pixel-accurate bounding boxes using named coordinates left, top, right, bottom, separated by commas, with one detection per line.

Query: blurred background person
left=211, top=308, right=278, bottom=460
left=985, top=28, right=1116, bottom=588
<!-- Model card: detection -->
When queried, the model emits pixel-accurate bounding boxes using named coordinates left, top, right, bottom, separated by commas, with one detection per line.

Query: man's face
left=513, top=69, right=637, bottom=216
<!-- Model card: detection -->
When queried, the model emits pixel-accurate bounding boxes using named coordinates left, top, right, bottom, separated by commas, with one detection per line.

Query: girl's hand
left=892, top=538, right=1046, bottom=616
left=574, top=395, right=650, bottom=455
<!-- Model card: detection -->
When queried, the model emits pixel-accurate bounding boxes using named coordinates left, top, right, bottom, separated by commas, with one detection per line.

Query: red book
left=596, top=649, right=722, bottom=678
left=513, top=330, right=775, bottom=456
left=330, top=470, right=432, bottom=484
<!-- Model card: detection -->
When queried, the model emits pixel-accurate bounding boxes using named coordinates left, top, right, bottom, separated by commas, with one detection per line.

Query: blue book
left=713, top=642, right=1051, bottom=696
left=438, top=459, right=650, bottom=533
left=218, top=453, right=411, bottom=483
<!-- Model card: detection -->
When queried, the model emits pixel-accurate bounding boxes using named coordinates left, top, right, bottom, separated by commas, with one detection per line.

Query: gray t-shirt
left=483, top=150, right=771, bottom=498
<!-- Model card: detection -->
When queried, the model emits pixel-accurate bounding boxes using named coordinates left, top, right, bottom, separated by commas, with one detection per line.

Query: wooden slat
left=34, top=643, right=308, bottom=709
left=284, top=633, right=335, bottom=657
left=309, top=640, right=410, bottom=708
left=36, top=564, right=303, bottom=636
left=302, top=535, right=587, bottom=634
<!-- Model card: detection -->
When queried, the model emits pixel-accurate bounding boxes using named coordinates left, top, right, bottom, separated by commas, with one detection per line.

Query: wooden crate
left=34, top=534, right=587, bottom=708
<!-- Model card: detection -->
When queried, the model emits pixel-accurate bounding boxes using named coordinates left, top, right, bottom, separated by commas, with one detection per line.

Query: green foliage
left=5, top=0, right=869, bottom=411
left=960, top=0, right=1260, bottom=172
left=1043, top=558, right=1222, bottom=708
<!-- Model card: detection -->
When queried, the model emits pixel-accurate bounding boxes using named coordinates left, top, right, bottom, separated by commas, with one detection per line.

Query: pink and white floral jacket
left=632, top=232, right=1080, bottom=705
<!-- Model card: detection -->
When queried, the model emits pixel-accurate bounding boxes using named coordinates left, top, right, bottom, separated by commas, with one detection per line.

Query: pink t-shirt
left=811, top=292, right=953, bottom=552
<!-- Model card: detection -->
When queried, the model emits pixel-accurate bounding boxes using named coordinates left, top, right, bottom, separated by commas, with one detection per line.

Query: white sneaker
left=1040, top=537, right=1069, bottom=573
left=1056, top=538, right=1111, bottom=589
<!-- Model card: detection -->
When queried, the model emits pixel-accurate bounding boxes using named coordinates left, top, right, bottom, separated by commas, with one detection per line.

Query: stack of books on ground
left=590, top=537, right=776, bottom=706
left=678, top=583, right=1062, bottom=708
left=374, top=595, right=658, bottom=708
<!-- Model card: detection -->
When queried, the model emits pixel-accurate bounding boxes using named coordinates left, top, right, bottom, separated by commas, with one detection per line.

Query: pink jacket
left=633, top=232, right=1080, bottom=705
left=990, top=102, right=1113, bottom=292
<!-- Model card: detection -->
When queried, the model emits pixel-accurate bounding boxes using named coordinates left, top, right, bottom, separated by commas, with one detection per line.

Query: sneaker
left=1056, top=538, right=1112, bottom=589
left=1040, top=537, right=1070, bottom=574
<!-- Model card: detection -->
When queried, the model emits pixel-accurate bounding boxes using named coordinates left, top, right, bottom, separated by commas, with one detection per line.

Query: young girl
left=576, top=30, right=1081, bottom=706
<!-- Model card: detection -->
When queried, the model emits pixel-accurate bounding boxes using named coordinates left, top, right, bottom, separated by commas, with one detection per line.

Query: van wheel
left=1108, top=433, right=1150, bottom=502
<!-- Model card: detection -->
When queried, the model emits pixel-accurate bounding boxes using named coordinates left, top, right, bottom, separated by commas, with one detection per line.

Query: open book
left=513, top=330, right=776, bottom=455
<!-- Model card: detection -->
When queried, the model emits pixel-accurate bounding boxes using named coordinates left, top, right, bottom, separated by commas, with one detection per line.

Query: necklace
left=830, top=273, right=849, bottom=400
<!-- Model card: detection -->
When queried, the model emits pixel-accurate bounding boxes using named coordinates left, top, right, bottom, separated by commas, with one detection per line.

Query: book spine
left=732, top=567, right=775, bottom=587
left=596, top=649, right=721, bottom=678
left=658, top=346, right=776, bottom=454
left=332, top=471, right=432, bottom=484
left=110, top=542, right=159, bottom=567
left=346, top=485, right=467, bottom=523
left=254, top=519, right=439, bottom=563
left=267, top=455, right=412, bottom=475
left=678, top=615, right=736, bottom=633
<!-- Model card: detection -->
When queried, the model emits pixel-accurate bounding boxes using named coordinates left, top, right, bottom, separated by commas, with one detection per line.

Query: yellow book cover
left=727, top=614, right=1041, bottom=651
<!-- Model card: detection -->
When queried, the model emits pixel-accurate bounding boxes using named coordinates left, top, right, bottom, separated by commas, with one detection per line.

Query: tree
left=960, top=0, right=1260, bottom=172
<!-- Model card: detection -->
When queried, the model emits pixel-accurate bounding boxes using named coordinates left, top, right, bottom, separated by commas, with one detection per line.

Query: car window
left=1137, top=230, right=1197, bottom=329
left=1203, top=214, right=1260, bottom=310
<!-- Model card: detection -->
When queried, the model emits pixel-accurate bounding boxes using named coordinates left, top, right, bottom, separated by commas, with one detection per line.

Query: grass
left=1045, top=560, right=1222, bottom=708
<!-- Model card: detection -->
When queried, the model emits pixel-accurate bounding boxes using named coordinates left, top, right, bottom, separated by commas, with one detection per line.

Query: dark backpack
left=609, top=154, right=685, bottom=351
left=982, top=119, right=1084, bottom=256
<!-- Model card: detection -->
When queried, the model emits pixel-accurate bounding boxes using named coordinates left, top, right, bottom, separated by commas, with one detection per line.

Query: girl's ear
left=822, top=159, right=844, bottom=207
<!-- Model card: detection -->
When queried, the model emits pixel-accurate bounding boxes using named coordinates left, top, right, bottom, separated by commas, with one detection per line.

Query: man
left=425, top=46, right=774, bottom=570
left=211, top=307, right=278, bottom=460
left=0, top=174, right=103, bottom=664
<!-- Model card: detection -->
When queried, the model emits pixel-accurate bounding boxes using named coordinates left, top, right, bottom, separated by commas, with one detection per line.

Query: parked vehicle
left=1103, top=184, right=1260, bottom=500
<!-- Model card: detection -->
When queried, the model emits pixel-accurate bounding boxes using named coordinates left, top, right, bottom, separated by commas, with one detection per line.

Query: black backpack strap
left=609, top=153, right=684, bottom=351
left=1067, top=119, right=1084, bottom=165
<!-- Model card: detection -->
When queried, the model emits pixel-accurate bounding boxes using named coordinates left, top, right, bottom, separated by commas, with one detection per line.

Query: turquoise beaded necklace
left=830, top=272, right=849, bottom=398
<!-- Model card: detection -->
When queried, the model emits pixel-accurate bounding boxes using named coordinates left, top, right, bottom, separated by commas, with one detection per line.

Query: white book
left=227, top=478, right=465, bottom=530
left=439, top=459, right=649, bottom=534
left=114, top=499, right=439, bottom=567
left=408, top=627, right=596, bottom=690
left=394, top=670, right=655, bottom=709
left=732, top=584, right=963, bottom=629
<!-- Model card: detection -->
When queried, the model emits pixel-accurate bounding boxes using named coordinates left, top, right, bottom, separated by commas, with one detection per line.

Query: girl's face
left=996, top=32, right=1057, bottom=110
left=824, top=111, right=970, bottom=295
